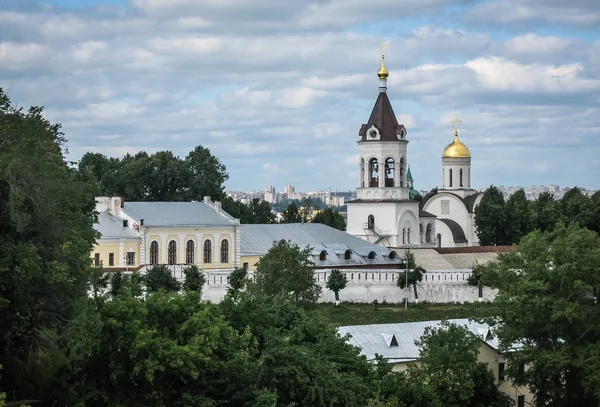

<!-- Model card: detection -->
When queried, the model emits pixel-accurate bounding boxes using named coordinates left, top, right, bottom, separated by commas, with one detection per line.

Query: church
left=346, top=48, right=482, bottom=248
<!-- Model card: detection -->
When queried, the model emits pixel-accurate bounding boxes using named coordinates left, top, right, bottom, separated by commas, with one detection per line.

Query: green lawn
left=310, top=302, right=498, bottom=327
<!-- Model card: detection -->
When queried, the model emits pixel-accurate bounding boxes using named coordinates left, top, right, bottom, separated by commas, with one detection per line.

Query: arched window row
left=147, top=237, right=231, bottom=265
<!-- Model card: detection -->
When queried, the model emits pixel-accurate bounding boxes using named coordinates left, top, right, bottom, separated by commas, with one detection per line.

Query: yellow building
left=92, top=196, right=241, bottom=275
left=339, top=319, right=532, bottom=407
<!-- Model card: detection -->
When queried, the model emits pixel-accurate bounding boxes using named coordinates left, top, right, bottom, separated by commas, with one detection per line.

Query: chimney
left=203, top=196, right=210, bottom=204
left=215, top=201, right=221, bottom=212
left=120, top=197, right=125, bottom=208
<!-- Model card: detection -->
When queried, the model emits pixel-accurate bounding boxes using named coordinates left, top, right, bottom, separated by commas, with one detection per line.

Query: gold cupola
left=378, top=55, right=389, bottom=79
left=442, top=132, right=471, bottom=158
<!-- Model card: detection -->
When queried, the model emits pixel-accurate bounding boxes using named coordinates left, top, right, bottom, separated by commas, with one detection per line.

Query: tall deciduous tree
left=282, top=202, right=301, bottom=223
left=182, top=265, right=205, bottom=294
left=326, top=269, right=348, bottom=305
left=252, top=240, right=321, bottom=303
left=312, top=207, right=346, bottom=231
left=144, top=265, right=181, bottom=293
left=475, top=186, right=508, bottom=246
left=504, top=188, right=531, bottom=244
left=397, top=250, right=426, bottom=303
left=530, top=191, right=559, bottom=233
left=560, top=187, right=593, bottom=228
left=184, top=145, right=229, bottom=201
left=478, top=223, right=600, bottom=406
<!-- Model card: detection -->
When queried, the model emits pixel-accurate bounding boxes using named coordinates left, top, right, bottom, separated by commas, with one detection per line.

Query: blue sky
left=1, top=0, right=599, bottom=192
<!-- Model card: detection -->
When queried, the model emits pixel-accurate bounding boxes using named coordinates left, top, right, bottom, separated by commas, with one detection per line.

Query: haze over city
left=1, top=0, right=599, bottom=192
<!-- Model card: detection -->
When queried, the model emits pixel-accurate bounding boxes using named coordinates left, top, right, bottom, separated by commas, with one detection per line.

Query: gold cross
left=451, top=113, right=462, bottom=133
left=380, top=41, right=387, bottom=58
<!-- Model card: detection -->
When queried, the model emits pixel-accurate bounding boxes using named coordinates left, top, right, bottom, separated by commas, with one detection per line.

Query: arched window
left=367, top=214, right=375, bottom=230
left=407, top=228, right=411, bottom=244
left=437, top=233, right=442, bottom=248
left=368, top=251, right=376, bottom=260
left=420, top=224, right=424, bottom=243
left=150, top=241, right=159, bottom=265
left=460, top=168, right=463, bottom=187
left=389, top=251, right=397, bottom=259
left=449, top=169, right=453, bottom=187
left=168, top=240, right=177, bottom=264
left=443, top=169, right=445, bottom=188
left=220, top=240, right=229, bottom=263
left=319, top=250, right=327, bottom=261
left=204, top=240, right=212, bottom=263
left=369, top=158, right=379, bottom=187
left=426, top=224, right=433, bottom=243
left=360, top=158, right=365, bottom=187
left=186, top=240, right=194, bottom=264
left=344, top=249, right=352, bottom=260
left=399, top=157, right=405, bottom=187
left=402, top=228, right=406, bottom=244
left=385, top=157, right=395, bottom=187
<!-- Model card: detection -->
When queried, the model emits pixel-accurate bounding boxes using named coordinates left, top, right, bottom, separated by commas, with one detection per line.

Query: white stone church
left=346, top=52, right=483, bottom=248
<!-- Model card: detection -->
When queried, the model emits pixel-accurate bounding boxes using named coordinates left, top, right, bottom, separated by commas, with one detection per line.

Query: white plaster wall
left=347, top=202, right=400, bottom=245
left=434, top=220, right=456, bottom=248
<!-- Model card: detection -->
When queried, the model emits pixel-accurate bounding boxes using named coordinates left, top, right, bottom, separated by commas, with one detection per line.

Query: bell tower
left=441, top=113, right=473, bottom=198
left=356, top=42, right=409, bottom=201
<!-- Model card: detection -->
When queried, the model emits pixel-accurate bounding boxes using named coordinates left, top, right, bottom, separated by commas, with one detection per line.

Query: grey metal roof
left=122, top=202, right=237, bottom=227
left=338, top=319, right=498, bottom=363
left=241, top=223, right=403, bottom=267
left=94, top=211, right=139, bottom=240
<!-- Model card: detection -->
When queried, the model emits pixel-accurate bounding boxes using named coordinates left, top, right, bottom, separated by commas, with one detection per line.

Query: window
left=186, top=240, right=195, bottom=264
left=319, top=250, right=327, bottom=261
left=402, top=228, right=406, bottom=244
left=389, top=251, right=397, bottom=259
left=168, top=240, right=177, bottom=265
left=518, top=363, right=525, bottom=376
left=204, top=240, right=212, bottom=263
left=460, top=168, right=463, bottom=187
left=344, top=249, right=352, bottom=260
left=384, top=157, right=395, bottom=187
left=94, top=253, right=100, bottom=267
left=407, top=228, right=411, bottom=244
left=243, top=262, right=249, bottom=270
left=399, top=157, right=405, bottom=187
left=449, top=169, right=453, bottom=187
left=426, top=223, right=433, bottom=242
left=517, top=395, right=525, bottom=407
left=420, top=224, right=424, bottom=243
left=368, top=251, right=376, bottom=260
left=478, top=285, right=483, bottom=298
left=221, top=240, right=229, bottom=263
left=369, top=158, right=379, bottom=187
left=441, top=200, right=450, bottom=214
left=498, top=362, right=505, bottom=381
left=150, top=241, right=159, bottom=265
left=367, top=215, right=375, bottom=230
left=126, top=252, right=136, bottom=266
left=108, top=253, right=114, bottom=266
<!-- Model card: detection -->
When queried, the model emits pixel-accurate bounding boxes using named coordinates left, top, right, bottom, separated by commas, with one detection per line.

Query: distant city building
left=495, top=185, right=597, bottom=200
left=264, top=185, right=277, bottom=204
left=285, top=185, right=295, bottom=195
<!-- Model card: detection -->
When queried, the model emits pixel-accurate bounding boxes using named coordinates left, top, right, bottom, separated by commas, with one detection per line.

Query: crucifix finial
left=451, top=113, right=462, bottom=135
left=380, top=41, right=387, bottom=59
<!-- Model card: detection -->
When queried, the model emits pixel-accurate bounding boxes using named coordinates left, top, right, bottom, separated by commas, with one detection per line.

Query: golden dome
left=442, top=132, right=471, bottom=158
left=377, top=56, right=389, bottom=79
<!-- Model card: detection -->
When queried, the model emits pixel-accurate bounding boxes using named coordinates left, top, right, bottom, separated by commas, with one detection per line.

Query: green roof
left=407, top=166, right=414, bottom=182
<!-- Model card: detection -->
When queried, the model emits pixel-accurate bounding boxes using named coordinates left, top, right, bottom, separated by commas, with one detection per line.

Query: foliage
left=530, top=191, right=559, bottom=233
left=0, top=88, right=97, bottom=401
left=312, top=207, right=346, bottom=231
left=326, top=269, right=348, bottom=303
left=222, top=197, right=276, bottom=224
left=182, top=265, right=205, bottom=294
left=144, top=264, right=181, bottom=293
left=251, top=240, right=322, bottom=303
left=78, top=145, right=228, bottom=201
left=475, top=186, right=508, bottom=245
left=282, top=202, right=301, bottom=223
left=227, top=267, right=248, bottom=299
left=504, top=188, right=531, bottom=244
left=397, top=250, right=427, bottom=301
left=477, top=223, right=600, bottom=406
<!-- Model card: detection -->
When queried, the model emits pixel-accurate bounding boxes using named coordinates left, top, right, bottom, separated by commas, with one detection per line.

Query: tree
left=477, top=223, right=600, bottom=406
left=282, top=202, right=301, bottom=223
left=182, top=265, right=205, bottom=294
left=475, top=186, right=508, bottom=245
left=248, top=198, right=276, bottom=224
left=326, top=269, right=348, bottom=306
left=589, top=191, right=600, bottom=235
left=530, top=191, right=559, bottom=233
left=560, top=187, right=593, bottom=228
left=397, top=250, right=426, bottom=303
left=312, top=207, right=346, bottom=231
left=144, top=265, right=181, bottom=293
left=227, top=267, right=248, bottom=299
left=251, top=240, right=322, bottom=303
left=504, top=188, right=531, bottom=244
left=184, top=145, right=229, bottom=201
left=0, top=88, right=97, bottom=401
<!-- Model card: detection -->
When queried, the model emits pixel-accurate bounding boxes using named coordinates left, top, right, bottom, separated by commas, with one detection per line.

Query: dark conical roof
left=359, top=92, right=406, bottom=142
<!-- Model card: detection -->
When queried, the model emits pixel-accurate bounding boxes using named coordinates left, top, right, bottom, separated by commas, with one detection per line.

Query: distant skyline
left=1, top=0, right=599, bottom=191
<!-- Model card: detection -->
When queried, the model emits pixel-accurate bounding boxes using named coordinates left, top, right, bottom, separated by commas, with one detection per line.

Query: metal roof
left=94, top=212, right=139, bottom=240
left=122, top=202, right=237, bottom=227
left=338, top=319, right=498, bottom=363
left=240, top=223, right=403, bottom=267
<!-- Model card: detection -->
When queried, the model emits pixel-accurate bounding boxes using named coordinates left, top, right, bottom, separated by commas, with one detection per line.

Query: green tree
left=589, top=191, right=600, bottom=235
left=182, top=265, right=205, bottom=294
left=477, top=223, right=600, bottom=406
left=326, top=269, right=348, bottom=305
left=252, top=240, right=322, bottom=303
left=227, top=267, right=248, bottom=299
left=504, top=188, right=531, bottom=244
left=397, top=250, right=426, bottom=303
left=282, top=202, right=301, bottom=223
left=144, top=265, right=181, bottom=293
left=248, top=198, right=276, bottom=224
left=530, top=191, right=559, bottom=232
left=560, top=187, right=593, bottom=228
left=475, top=186, right=508, bottom=245
left=0, top=88, right=97, bottom=401
left=184, top=145, right=229, bottom=201
left=312, top=207, right=347, bottom=231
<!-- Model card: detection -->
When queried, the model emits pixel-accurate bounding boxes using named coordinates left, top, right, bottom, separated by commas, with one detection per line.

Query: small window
left=186, top=240, right=195, bottom=264
left=168, top=240, right=177, bottom=265
left=517, top=395, right=525, bottom=407
left=319, top=250, right=327, bottom=261
left=204, top=240, right=212, bottom=263
left=389, top=251, right=397, bottom=259
left=367, top=215, right=375, bottom=230
left=150, top=241, right=159, bottom=265
left=498, top=362, right=505, bottom=381
left=351, top=273, right=354, bottom=280
left=108, top=253, right=114, bottom=266
left=122, top=219, right=128, bottom=228
left=126, top=252, right=135, bottom=266
left=221, top=240, right=229, bottom=263
left=94, top=253, right=100, bottom=267
left=441, top=200, right=450, bottom=214
left=368, top=251, right=376, bottom=260
left=449, top=169, right=453, bottom=187
left=478, top=285, right=483, bottom=298
left=243, top=262, right=249, bottom=270
left=344, top=249, right=352, bottom=260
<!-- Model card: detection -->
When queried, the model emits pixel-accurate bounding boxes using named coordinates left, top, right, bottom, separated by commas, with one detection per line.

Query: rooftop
left=122, top=201, right=238, bottom=227
left=94, top=211, right=139, bottom=240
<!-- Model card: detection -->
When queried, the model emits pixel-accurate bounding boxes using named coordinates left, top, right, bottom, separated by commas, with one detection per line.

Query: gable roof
left=240, top=223, right=403, bottom=267
left=358, top=92, right=406, bottom=142
left=438, top=218, right=467, bottom=243
left=123, top=201, right=237, bottom=227
left=338, top=319, right=499, bottom=364
left=420, top=190, right=483, bottom=214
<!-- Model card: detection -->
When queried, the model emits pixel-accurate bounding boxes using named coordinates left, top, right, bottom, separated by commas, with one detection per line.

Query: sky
left=1, top=0, right=599, bottom=193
